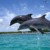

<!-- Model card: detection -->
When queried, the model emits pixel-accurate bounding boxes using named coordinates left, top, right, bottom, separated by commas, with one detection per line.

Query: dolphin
left=10, top=14, right=32, bottom=26
left=18, top=14, right=50, bottom=34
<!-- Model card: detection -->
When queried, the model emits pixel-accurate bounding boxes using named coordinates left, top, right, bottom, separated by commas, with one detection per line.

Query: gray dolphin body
left=10, top=14, right=32, bottom=26
left=18, top=14, right=50, bottom=34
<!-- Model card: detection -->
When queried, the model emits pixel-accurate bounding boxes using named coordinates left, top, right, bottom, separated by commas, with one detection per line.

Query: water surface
left=0, top=32, right=50, bottom=50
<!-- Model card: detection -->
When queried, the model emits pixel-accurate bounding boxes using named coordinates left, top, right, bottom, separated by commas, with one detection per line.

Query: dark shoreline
left=0, top=30, right=50, bottom=34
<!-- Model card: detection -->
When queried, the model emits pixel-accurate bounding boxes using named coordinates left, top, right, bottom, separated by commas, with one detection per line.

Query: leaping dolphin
left=10, top=14, right=32, bottom=26
left=18, top=14, right=50, bottom=34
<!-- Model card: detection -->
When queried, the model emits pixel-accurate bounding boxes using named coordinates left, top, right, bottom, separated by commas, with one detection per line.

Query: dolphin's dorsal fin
left=27, top=14, right=32, bottom=16
left=27, top=14, right=32, bottom=18
left=40, top=14, right=46, bottom=19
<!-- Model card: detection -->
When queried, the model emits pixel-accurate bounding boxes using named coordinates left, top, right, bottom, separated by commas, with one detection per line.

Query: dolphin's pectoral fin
left=38, top=29, right=44, bottom=34
left=29, top=25, right=44, bottom=34
left=30, top=28, right=36, bottom=32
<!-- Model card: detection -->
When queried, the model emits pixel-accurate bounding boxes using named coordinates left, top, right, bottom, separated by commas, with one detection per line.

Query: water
left=0, top=32, right=50, bottom=50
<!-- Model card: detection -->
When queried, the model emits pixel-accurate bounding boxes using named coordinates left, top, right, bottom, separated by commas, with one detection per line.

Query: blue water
left=0, top=32, right=50, bottom=50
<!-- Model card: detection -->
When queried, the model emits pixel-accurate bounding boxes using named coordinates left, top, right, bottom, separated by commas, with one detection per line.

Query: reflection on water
left=0, top=32, right=50, bottom=50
